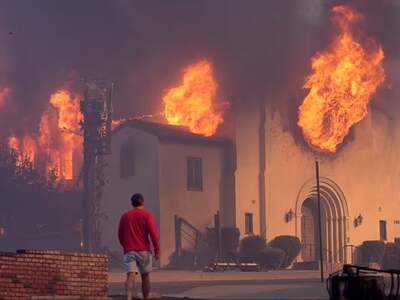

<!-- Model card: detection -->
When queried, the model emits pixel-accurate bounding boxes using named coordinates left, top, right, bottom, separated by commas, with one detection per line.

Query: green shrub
left=240, top=235, right=266, bottom=260
left=269, top=235, right=301, bottom=268
left=360, top=241, right=386, bottom=266
left=257, top=247, right=286, bottom=270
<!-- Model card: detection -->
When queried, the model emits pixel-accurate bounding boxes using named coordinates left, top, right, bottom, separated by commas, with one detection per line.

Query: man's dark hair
left=131, top=193, right=144, bottom=207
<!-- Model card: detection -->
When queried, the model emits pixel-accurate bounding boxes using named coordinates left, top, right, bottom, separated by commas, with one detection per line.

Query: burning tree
left=0, top=141, right=83, bottom=251
left=7, top=89, right=83, bottom=186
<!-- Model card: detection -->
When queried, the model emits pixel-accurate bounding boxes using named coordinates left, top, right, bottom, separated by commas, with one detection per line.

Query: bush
left=360, top=241, right=386, bottom=266
left=240, top=235, right=266, bottom=260
left=168, top=250, right=195, bottom=269
left=257, top=247, right=286, bottom=270
left=382, top=243, right=400, bottom=269
left=269, top=235, right=301, bottom=268
left=221, top=227, right=240, bottom=260
left=195, top=239, right=216, bottom=267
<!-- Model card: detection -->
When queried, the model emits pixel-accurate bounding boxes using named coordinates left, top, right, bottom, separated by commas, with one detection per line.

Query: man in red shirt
left=118, top=193, right=160, bottom=300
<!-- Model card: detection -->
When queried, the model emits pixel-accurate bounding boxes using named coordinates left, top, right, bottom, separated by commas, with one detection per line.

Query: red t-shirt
left=118, top=208, right=160, bottom=255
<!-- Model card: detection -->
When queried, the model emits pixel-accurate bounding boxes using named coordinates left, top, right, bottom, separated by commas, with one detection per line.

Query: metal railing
left=336, top=264, right=400, bottom=300
left=174, top=216, right=208, bottom=254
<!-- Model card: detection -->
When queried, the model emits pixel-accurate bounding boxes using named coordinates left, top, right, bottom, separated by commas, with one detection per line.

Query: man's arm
left=147, top=213, right=160, bottom=258
left=118, top=215, right=125, bottom=246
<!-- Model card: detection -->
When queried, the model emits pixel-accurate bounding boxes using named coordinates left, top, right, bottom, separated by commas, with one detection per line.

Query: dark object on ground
left=326, top=264, right=400, bottom=300
left=204, top=261, right=261, bottom=272
left=269, top=235, right=301, bottom=268
left=382, top=242, right=400, bottom=269
left=359, top=240, right=386, bottom=266
left=239, top=235, right=285, bottom=270
left=221, top=227, right=240, bottom=260
left=240, top=235, right=266, bottom=259
left=195, top=238, right=216, bottom=268
left=256, top=246, right=285, bottom=270
left=168, top=250, right=195, bottom=269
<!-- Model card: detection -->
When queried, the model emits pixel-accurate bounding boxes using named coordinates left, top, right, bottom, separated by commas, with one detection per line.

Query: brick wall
left=0, top=250, right=108, bottom=300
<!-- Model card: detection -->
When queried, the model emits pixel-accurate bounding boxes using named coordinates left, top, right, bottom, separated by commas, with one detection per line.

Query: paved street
left=108, top=270, right=329, bottom=299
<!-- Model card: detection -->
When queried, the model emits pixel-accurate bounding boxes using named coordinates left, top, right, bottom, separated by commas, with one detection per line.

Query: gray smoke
left=0, top=0, right=399, bottom=139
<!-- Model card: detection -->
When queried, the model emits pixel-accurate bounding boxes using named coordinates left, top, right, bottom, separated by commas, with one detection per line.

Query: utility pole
left=81, top=80, right=113, bottom=253
left=315, top=161, right=324, bottom=283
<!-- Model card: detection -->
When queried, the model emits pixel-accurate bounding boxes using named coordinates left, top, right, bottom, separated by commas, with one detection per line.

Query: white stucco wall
left=264, top=105, right=400, bottom=247
left=235, top=101, right=261, bottom=236
left=158, top=141, right=223, bottom=266
left=99, top=127, right=160, bottom=258
left=235, top=100, right=400, bottom=257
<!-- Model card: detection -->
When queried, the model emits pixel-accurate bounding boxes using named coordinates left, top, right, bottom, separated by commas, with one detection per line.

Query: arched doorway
left=295, top=178, right=349, bottom=263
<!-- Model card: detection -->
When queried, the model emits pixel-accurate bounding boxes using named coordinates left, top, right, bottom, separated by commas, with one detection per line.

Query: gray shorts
left=123, top=251, right=152, bottom=275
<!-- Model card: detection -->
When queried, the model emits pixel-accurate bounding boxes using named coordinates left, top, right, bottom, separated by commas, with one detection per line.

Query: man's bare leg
left=126, top=272, right=135, bottom=300
left=141, top=273, right=150, bottom=300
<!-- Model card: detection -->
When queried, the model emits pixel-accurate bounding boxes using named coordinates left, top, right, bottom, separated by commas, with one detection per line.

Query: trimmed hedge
left=239, top=235, right=286, bottom=270
left=195, top=239, right=216, bottom=267
left=221, top=227, right=240, bottom=260
left=269, top=235, right=301, bottom=268
left=382, top=243, right=400, bottom=269
left=257, top=247, right=285, bottom=270
left=168, top=250, right=195, bottom=269
left=240, top=235, right=266, bottom=259
left=360, top=241, right=386, bottom=266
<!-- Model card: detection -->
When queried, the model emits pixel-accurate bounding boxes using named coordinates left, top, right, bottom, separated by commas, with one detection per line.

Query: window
left=379, top=220, right=387, bottom=241
left=245, top=213, right=254, bottom=235
left=120, top=141, right=135, bottom=178
left=187, top=157, right=203, bottom=191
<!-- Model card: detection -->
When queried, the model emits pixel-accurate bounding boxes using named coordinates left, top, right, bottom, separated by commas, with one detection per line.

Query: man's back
left=118, top=208, right=160, bottom=255
left=120, top=194, right=159, bottom=300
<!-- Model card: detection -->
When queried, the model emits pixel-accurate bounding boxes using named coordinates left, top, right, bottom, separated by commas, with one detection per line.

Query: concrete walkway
left=109, top=270, right=330, bottom=299
left=108, top=269, right=323, bottom=283
left=164, top=283, right=328, bottom=299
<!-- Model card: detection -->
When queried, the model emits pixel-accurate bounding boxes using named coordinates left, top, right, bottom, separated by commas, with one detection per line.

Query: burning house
left=99, top=119, right=234, bottom=266
left=99, top=61, right=234, bottom=266
left=235, top=5, right=399, bottom=266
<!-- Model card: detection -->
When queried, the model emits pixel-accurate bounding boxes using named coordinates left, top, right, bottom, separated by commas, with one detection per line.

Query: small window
left=187, top=157, right=203, bottom=191
left=245, top=213, right=254, bottom=235
left=379, top=220, right=387, bottom=241
left=120, top=141, right=134, bottom=178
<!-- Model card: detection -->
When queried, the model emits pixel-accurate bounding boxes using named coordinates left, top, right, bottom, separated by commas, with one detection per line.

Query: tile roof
left=112, top=119, right=229, bottom=146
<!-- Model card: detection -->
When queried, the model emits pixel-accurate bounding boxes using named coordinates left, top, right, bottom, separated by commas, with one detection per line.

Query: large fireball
left=298, top=5, right=385, bottom=153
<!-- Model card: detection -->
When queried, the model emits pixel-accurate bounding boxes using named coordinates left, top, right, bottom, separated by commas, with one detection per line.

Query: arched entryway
left=295, top=178, right=349, bottom=264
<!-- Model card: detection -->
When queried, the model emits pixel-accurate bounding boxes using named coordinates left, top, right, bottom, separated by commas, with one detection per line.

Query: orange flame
left=8, top=89, right=83, bottom=183
left=163, top=60, right=224, bottom=136
left=39, top=90, right=83, bottom=180
left=298, top=5, right=385, bottom=153
left=8, top=135, right=37, bottom=167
